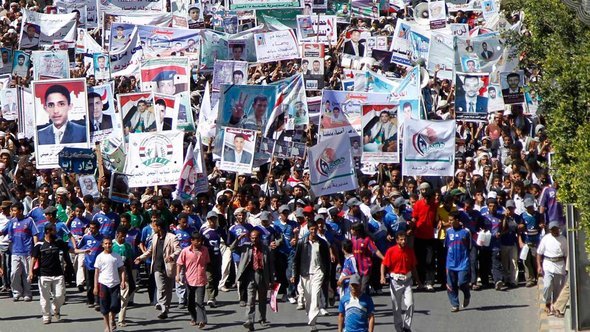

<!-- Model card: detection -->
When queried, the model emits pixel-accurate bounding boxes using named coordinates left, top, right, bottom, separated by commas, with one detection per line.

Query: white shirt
left=53, top=124, right=66, bottom=144
left=537, top=233, right=567, bottom=275
left=94, top=251, right=124, bottom=288
left=308, top=240, right=322, bottom=275
left=0, top=213, right=10, bottom=247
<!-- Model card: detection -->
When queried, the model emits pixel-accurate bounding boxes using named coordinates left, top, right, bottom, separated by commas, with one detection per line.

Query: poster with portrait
left=102, top=11, right=173, bottom=50
left=253, top=136, right=274, bottom=167
left=109, top=172, right=130, bottom=204
left=268, top=74, right=307, bottom=141
left=460, top=56, right=480, bottom=73
left=88, top=84, right=122, bottom=143
left=409, top=30, right=429, bottom=63
left=125, top=130, right=184, bottom=187
left=17, top=87, right=35, bottom=139
left=351, top=0, right=379, bottom=18
left=31, top=51, right=70, bottom=80
left=20, top=9, right=77, bottom=50
left=361, top=103, right=399, bottom=163
left=500, top=71, right=525, bottom=104
left=220, top=127, right=256, bottom=174
left=389, top=19, right=412, bottom=66
left=397, top=99, right=421, bottom=129
left=212, top=60, right=249, bottom=91
left=296, top=15, right=337, bottom=45
left=153, top=93, right=179, bottom=131
left=174, top=91, right=195, bottom=131
left=227, top=40, right=249, bottom=62
left=486, top=84, right=505, bottom=113
left=454, top=32, right=503, bottom=73
left=79, top=174, right=99, bottom=197
left=274, top=140, right=291, bottom=159
left=364, top=36, right=387, bottom=58
left=140, top=57, right=190, bottom=95
left=481, top=0, right=498, bottom=20
left=11, top=51, right=30, bottom=79
left=328, top=0, right=351, bottom=22
left=93, top=53, right=111, bottom=81
left=55, top=2, right=87, bottom=28
left=428, top=0, right=446, bottom=29
left=291, top=142, right=306, bottom=159
left=32, top=78, right=90, bottom=169
left=455, top=72, right=490, bottom=121
left=302, top=43, right=325, bottom=90
left=118, top=92, right=156, bottom=136
left=427, top=32, right=454, bottom=80
left=187, top=4, right=204, bottom=28
left=0, top=48, right=12, bottom=75
left=0, top=88, right=18, bottom=121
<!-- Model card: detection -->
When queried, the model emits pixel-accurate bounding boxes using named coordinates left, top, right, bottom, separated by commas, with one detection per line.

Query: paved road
left=0, top=282, right=538, bottom=332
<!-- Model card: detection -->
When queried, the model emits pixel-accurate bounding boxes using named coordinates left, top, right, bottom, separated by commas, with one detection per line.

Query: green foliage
left=501, top=0, right=590, bottom=254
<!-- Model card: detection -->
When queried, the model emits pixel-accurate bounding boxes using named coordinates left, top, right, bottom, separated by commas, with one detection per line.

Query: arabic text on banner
left=402, top=118, right=456, bottom=177
left=308, top=134, right=358, bottom=197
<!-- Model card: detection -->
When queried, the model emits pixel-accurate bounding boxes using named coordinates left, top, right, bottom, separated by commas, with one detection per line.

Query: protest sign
left=88, top=84, right=123, bottom=143
left=361, top=103, right=399, bottom=163
left=455, top=72, right=490, bottom=121
left=487, top=84, right=505, bottom=113
left=57, top=0, right=97, bottom=28
left=218, top=84, right=278, bottom=134
left=302, top=43, right=325, bottom=90
left=92, top=53, right=111, bottom=81
left=0, top=88, right=17, bottom=121
left=268, top=74, right=308, bottom=139
left=409, top=30, right=430, bottom=64
left=351, top=0, right=379, bottom=18
left=153, top=93, right=179, bottom=131
left=31, top=51, right=70, bottom=80
left=220, top=127, right=256, bottom=174
left=125, top=130, right=184, bottom=187
left=450, top=23, right=469, bottom=39
left=500, top=71, right=525, bottom=104
left=229, top=0, right=302, bottom=10
left=98, top=0, right=166, bottom=24
left=17, top=87, right=35, bottom=139
left=201, top=30, right=229, bottom=72
left=140, top=57, right=190, bottom=95
left=256, top=9, right=302, bottom=29
left=402, top=118, right=455, bottom=177
left=427, top=32, right=454, bottom=80
left=33, top=78, right=90, bottom=169
left=391, top=65, right=421, bottom=101
left=109, top=172, right=130, bottom=204
left=58, top=147, right=96, bottom=174
left=254, top=30, right=300, bottom=63
left=20, top=10, right=77, bottom=50
left=12, top=51, right=30, bottom=78
left=308, top=134, right=358, bottom=196
left=363, top=70, right=400, bottom=93
left=79, top=174, right=99, bottom=197
left=119, top=92, right=156, bottom=135
left=109, top=27, right=143, bottom=76
left=0, top=48, right=12, bottom=75
left=428, top=0, right=446, bottom=29
left=253, top=137, right=274, bottom=167
left=103, top=11, right=172, bottom=49
left=296, top=15, right=337, bottom=44
left=212, top=60, right=249, bottom=91
left=389, top=19, right=412, bottom=66
left=454, top=32, right=503, bottom=73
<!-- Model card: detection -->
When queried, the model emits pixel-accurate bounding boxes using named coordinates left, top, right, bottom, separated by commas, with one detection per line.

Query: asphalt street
left=0, top=281, right=538, bottom=332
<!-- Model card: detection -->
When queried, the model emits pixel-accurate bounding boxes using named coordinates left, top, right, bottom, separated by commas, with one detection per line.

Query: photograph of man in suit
left=480, top=42, right=494, bottom=60
left=501, top=72, right=524, bottom=104
left=223, top=133, right=252, bottom=164
left=155, top=98, right=173, bottom=131
left=94, top=55, right=110, bottom=80
left=455, top=75, right=488, bottom=114
left=88, top=91, right=112, bottom=132
left=37, top=84, right=87, bottom=145
left=343, top=29, right=365, bottom=57
left=1, top=89, right=17, bottom=117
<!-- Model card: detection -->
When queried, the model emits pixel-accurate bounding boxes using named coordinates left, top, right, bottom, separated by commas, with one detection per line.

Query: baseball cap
left=505, top=200, right=516, bottom=209
left=260, top=211, right=271, bottom=221
left=524, top=198, right=535, bottom=208
left=418, top=182, right=430, bottom=190
left=349, top=274, right=361, bottom=285
left=548, top=221, right=561, bottom=229
left=347, top=198, right=361, bottom=207
left=295, top=208, right=305, bottom=218
left=44, top=206, right=57, bottom=214
left=393, top=197, right=406, bottom=208
left=206, top=211, right=218, bottom=219
left=370, top=205, right=385, bottom=216
left=279, top=205, right=290, bottom=214
left=318, top=207, right=328, bottom=215
left=234, top=207, right=246, bottom=216
left=314, top=214, right=325, bottom=222
left=303, top=206, right=314, bottom=214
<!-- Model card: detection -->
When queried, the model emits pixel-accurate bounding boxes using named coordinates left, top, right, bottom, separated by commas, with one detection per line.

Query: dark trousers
left=491, top=249, right=504, bottom=284
left=479, top=249, right=492, bottom=286
left=436, top=239, right=447, bottom=285
left=245, top=269, right=268, bottom=323
left=469, top=245, right=479, bottom=284
left=446, top=270, right=470, bottom=308
left=0, top=248, right=11, bottom=288
left=206, top=255, right=221, bottom=301
left=187, top=285, right=206, bottom=323
left=414, top=238, right=436, bottom=286
left=85, top=269, right=96, bottom=305
left=274, top=252, right=289, bottom=295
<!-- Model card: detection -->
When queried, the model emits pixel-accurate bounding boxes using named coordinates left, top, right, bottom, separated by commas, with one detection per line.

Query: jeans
left=0, top=246, right=11, bottom=288
left=389, top=276, right=414, bottom=332
left=85, top=268, right=96, bottom=305
left=491, top=249, right=504, bottom=284
left=446, top=270, right=470, bottom=308
left=39, top=275, right=65, bottom=320
left=175, top=270, right=187, bottom=305
left=11, top=255, right=31, bottom=298
left=188, top=285, right=207, bottom=323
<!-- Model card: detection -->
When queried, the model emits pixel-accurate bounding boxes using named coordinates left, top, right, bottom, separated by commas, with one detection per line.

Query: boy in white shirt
left=94, top=237, right=126, bottom=332
left=536, top=221, right=567, bottom=315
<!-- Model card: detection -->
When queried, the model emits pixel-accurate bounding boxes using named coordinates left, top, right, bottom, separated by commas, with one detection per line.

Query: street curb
left=538, top=277, right=567, bottom=332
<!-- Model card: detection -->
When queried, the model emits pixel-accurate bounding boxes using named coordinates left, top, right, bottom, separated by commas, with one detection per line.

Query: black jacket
left=293, top=236, right=331, bottom=284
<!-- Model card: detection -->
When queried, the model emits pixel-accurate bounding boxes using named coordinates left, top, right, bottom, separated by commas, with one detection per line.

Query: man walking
left=338, top=274, right=375, bottom=332
left=29, top=224, right=72, bottom=324
left=381, top=231, right=419, bottom=332
left=94, top=237, right=126, bottom=332
left=537, top=221, right=567, bottom=315
left=177, top=232, right=210, bottom=329
left=445, top=211, right=471, bottom=312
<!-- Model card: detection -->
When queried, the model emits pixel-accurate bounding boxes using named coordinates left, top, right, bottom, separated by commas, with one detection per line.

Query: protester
left=337, top=274, right=375, bottom=332
left=537, top=221, right=567, bottom=315
left=94, top=237, right=126, bottom=332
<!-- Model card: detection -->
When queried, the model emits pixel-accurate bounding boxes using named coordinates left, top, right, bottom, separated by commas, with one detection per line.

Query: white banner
left=110, top=27, right=142, bottom=77
left=308, top=134, right=358, bottom=196
left=125, top=131, right=184, bottom=187
left=402, top=119, right=456, bottom=177
left=254, top=30, right=300, bottom=63
left=56, top=0, right=98, bottom=28
left=296, top=15, right=337, bottom=45
left=20, top=10, right=77, bottom=49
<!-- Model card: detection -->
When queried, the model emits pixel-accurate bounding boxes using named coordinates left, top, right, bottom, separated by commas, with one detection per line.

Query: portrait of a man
left=455, top=75, right=488, bottom=113
left=343, top=29, right=365, bottom=57
left=88, top=91, right=112, bottom=132
left=20, top=23, right=40, bottom=50
left=37, top=84, right=87, bottom=145
left=223, top=133, right=252, bottom=164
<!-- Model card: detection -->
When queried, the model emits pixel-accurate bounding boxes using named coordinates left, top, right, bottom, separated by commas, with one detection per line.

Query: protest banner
left=33, top=78, right=90, bottom=169
left=31, top=51, right=70, bottom=80
left=220, top=127, right=256, bottom=174
left=256, top=9, right=302, bottom=29
left=454, top=32, right=503, bottom=73
left=427, top=32, right=454, bottom=80
left=455, top=72, right=490, bottom=121
left=109, top=172, right=130, bottom=203
left=296, top=15, right=337, bottom=44
left=56, top=0, right=97, bottom=28
left=201, top=30, right=229, bottom=72
left=17, top=87, right=35, bottom=139
left=363, top=70, right=400, bottom=93
left=140, top=57, right=190, bottom=95
left=0, top=88, right=17, bottom=121
left=361, top=103, right=399, bottom=163
left=58, top=147, right=96, bottom=174
left=103, top=11, right=172, bottom=49
left=12, top=51, right=30, bottom=79
left=153, top=93, right=179, bottom=131
left=389, top=19, right=412, bottom=66
left=119, top=92, right=156, bottom=135
left=500, top=71, right=525, bottom=104
left=88, top=84, right=123, bottom=143
left=409, top=30, right=430, bottom=64
left=212, top=60, right=249, bottom=91
left=254, top=30, right=300, bottom=63
left=20, top=10, right=77, bottom=50
left=268, top=74, right=308, bottom=139
left=446, top=0, right=483, bottom=12
left=351, top=0, right=379, bottom=18
left=428, top=0, right=446, bottom=29
left=229, top=0, right=302, bottom=10
left=308, top=134, right=358, bottom=196
left=109, top=27, right=143, bottom=76
left=450, top=23, right=469, bottom=39
left=79, top=174, right=99, bottom=197
left=125, top=130, right=184, bottom=187
left=98, top=0, right=166, bottom=25
left=402, top=118, right=456, bottom=177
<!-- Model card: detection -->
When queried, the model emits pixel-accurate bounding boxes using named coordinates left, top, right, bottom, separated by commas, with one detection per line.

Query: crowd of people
left=0, top=0, right=572, bottom=331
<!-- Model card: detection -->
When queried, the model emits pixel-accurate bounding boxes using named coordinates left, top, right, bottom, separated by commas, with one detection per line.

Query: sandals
left=554, top=310, right=565, bottom=318
left=198, top=322, right=207, bottom=329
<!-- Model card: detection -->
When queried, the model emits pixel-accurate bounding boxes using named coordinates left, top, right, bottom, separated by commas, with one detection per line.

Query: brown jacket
left=139, top=232, right=181, bottom=278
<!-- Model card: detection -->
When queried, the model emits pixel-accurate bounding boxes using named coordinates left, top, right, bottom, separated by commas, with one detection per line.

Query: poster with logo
left=31, top=51, right=70, bottom=80
left=125, top=130, right=184, bottom=187
left=88, top=84, right=123, bottom=143
left=455, top=72, right=489, bottom=121
left=361, top=103, right=399, bottom=163
left=402, top=118, right=455, bottom=177
left=308, top=134, right=358, bottom=196
left=32, top=78, right=90, bottom=169
left=220, top=127, right=256, bottom=174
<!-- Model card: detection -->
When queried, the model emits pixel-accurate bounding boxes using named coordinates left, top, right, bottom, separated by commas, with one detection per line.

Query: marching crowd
left=0, top=0, right=571, bottom=332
